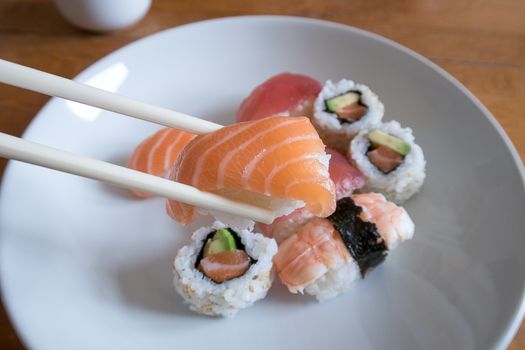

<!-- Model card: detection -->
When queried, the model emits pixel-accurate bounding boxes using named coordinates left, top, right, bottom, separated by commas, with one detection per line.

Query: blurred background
left=0, top=0, right=523, bottom=348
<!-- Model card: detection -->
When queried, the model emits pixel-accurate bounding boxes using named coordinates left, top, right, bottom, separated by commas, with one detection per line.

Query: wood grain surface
left=0, top=0, right=524, bottom=349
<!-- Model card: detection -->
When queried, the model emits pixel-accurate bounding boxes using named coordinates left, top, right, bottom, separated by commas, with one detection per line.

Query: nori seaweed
left=327, top=197, right=388, bottom=277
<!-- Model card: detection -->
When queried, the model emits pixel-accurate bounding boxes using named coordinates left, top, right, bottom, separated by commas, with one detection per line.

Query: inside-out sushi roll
left=173, top=221, right=278, bottom=317
left=312, top=79, right=384, bottom=153
left=350, top=120, right=426, bottom=203
left=273, top=193, right=414, bottom=301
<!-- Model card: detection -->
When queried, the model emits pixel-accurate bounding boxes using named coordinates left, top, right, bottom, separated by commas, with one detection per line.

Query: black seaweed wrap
left=327, top=197, right=388, bottom=276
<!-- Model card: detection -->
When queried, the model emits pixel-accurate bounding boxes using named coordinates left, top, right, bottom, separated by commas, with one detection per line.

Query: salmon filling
left=367, top=145, right=404, bottom=174
left=195, top=228, right=253, bottom=283
left=335, top=103, right=368, bottom=122
left=198, top=250, right=251, bottom=283
left=324, top=91, right=369, bottom=123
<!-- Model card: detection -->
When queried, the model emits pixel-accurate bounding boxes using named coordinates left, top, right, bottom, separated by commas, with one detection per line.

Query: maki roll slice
left=350, top=120, right=426, bottom=203
left=273, top=193, right=414, bottom=301
left=312, top=79, right=384, bottom=153
left=173, top=221, right=277, bottom=317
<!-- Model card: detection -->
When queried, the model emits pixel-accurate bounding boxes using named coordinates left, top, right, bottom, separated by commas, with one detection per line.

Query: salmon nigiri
left=128, top=128, right=196, bottom=198
left=166, top=116, right=336, bottom=225
left=257, top=147, right=365, bottom=243
left=236, top=73, right=322, bottom=122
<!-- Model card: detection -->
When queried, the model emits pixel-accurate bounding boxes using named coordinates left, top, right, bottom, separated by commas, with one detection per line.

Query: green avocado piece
left=203, top=228, right=237, bottom=257
left=325, top=92, right=361, bottom=112
left=368, top=130, right=411, bottom=156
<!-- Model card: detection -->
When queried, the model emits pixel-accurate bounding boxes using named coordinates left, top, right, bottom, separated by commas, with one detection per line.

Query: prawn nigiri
left=128, top=128, right=196, bottom=197
left=236, top=73, right=322, bottom=122
left=274, top=193, right=414, bottom=301
left=166, top=116, right=336, bottom=225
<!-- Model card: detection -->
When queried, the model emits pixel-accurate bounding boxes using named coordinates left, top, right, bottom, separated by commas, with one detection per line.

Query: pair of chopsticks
left=0, top=59, right=275, bottom=224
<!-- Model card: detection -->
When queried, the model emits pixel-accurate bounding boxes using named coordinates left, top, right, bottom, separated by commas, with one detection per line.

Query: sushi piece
left=350, top=120, right=426, bottom=203
left=326, top=148, right=365, bottom=200
left=128, top=128, right=195, bottom=197
left=312, top=79, right=384, bottom=154
left=257, top=147, right=365, bottom=243
left=352, top=193, right=414, bottom=249
left=166, top=116, right=336, bottom=225
left=236, top=73, right=322, bottom=122
left=173, top=221, right=278, bottom=317
left=257, top=206, right=315, bottom=244
left=273, top=193, right=414, bottom=301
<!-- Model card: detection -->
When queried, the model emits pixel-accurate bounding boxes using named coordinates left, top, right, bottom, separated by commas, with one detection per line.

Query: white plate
left=1, top=16, right=524, bottom=350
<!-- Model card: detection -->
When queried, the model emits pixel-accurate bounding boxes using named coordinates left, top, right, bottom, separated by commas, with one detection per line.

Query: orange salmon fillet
left=166, top=116, right=336, bottom=224
left=128, top=128, right=196, bottom=198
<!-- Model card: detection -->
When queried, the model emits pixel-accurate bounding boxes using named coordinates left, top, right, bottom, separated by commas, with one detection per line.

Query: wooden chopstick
left=0, top=132, right=275, bottom=224
left=0, top=59, right=276, bottom=224
left=0, top=59, right=222, bottom=134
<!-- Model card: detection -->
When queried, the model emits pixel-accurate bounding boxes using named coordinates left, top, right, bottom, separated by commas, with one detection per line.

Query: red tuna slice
left=326, top=148, right=365, bottom=199
left=236, top=73, right=322, bottom=122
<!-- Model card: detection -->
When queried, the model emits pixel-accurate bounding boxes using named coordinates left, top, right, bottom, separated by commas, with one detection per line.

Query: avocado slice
left=203, top=228, right=237, bottom=257
left=368, top=130, right=411, bottom=156
left=325, top=92, right=361, bottom=113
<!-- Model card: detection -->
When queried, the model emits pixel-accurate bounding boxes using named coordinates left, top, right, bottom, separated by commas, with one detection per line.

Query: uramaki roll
left=173, top=221, right=277, bottom=317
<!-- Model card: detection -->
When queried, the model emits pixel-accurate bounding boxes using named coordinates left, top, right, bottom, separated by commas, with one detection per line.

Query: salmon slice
left=166, top=116, right=336, bottom=224
left=366, top=145, right=403, bottom=174
left=197, top=250, right=251, bottom=283
left=258, top=148, right=365, bottom=243
left=236, top=73, right=322, bottom=122
left=128, top=128, right=196, bottom=197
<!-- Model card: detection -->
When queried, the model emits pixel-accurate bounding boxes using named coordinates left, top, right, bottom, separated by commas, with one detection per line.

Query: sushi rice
left=173, top=221, right=278, bottom=317
left=313, top=79, right=384, bottom=153
left=350, top=121, right=426, bottom=203
left=304, top=259, right=361, bottom=302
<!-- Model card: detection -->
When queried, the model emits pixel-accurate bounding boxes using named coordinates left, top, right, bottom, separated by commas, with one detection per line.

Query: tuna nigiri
left=326, top=148, right=365, bottom=200
left=128, top=128, right=196, bottom=197
left=274, top=193, right=414, bottom=301
left=236, top=73, right=322, bottom=122
left=166, top=116, right=336, bottom=225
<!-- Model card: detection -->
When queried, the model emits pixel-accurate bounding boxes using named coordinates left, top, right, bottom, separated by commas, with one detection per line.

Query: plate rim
left=1, top=15, right=524, bottom=350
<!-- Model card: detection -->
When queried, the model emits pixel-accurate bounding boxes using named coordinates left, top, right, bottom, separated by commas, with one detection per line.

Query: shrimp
left=273, top=194, right=414, bottom=300
left=352, top=193, right=414, bottom=249
left=273, top=218, right=350, bottom=293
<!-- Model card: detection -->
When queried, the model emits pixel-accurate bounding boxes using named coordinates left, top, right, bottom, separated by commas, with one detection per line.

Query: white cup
left=53, top=0, right=152, bottom=32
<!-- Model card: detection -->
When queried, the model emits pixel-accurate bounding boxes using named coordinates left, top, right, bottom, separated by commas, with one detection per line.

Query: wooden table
left=0, top=0, right=523, bottom=348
